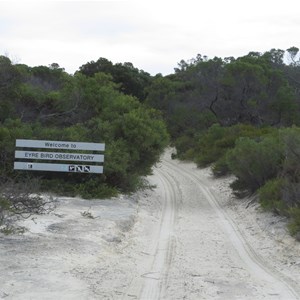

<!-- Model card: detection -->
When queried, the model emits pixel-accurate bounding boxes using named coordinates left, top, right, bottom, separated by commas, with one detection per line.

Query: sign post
left=14, top=139, right=105, bottom=174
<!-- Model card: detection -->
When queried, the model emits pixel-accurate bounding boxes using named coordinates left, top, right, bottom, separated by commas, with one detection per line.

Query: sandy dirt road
left=1, top=150, right=300, bottom=299
left=153, top=155, right=300, bottom=299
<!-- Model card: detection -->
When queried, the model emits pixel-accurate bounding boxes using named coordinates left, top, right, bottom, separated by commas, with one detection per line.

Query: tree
left=0, top=57, right=169, bottom=199
left=78, top=58, right=152, bottom=100
left=221, top=55, right=298, bottom=126
left=286, top=47, right=299, bottom=66
left=0, top=56, right=22, bottom=122
left=262, top=48, right=285, bottom=66
left=0, top=56, right=21, bottom=90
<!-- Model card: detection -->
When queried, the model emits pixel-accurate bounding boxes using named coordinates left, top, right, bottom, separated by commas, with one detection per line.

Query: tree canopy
left=78, top=57, right=152, bottom=101
left=0, top=58, right=168, bottom=198
left=1, top=47, right=300, bottom=236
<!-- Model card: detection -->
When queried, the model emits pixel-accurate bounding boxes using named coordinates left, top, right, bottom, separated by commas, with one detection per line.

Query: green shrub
left=78, top=181, right=118, bottom=199
left=193, top=124, right=274, bottom=168
left=288, top=207, right=300, bottom=237
left=195, top=124, right=227, bottom=166
left=280, top=127, right=300, bottom=184
left=258, top=178, right=287, bottom=214
left=227, top=135, right=283, bottom=193
left=212, top=155, right=230, bottom=177
left=174, top=134, right=197, bottom=160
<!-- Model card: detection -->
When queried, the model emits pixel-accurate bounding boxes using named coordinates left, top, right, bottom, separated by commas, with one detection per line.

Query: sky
left=0, top=0, right=300, bottom=75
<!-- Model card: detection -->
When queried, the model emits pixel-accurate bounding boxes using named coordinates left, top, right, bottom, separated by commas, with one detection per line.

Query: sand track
left=1, top=150, right=300, bottom=299
left=162, top=156, right=299, bottom=299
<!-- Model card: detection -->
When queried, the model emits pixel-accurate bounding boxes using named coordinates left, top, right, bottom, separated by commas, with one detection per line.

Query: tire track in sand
left=163, top=157, right=300, bottom=300
left=139, top=168, right=178, bottom=299
left=124, top=166, right=179, bottom=299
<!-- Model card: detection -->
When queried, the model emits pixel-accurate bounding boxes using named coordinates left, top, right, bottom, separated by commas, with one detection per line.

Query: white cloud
left=0, top=0, right=300, bottom=75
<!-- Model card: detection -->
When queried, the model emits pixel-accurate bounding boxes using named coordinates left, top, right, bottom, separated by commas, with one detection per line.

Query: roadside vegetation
left=145, top=47, right=300, bottom=238
left=1, top=47, right=300, bottom=238
left=0, top=177, right=56, bottom=234
left=0, top=56, right=168, bottom=228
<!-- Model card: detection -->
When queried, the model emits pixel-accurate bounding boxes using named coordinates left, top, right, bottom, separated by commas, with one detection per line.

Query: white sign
left=16, top=139, right=105, bottom=151
left=15, top=151, right=104, bottom=163
left=14, top=139, right=105, bottom=174
left=14, top=162, right=103, bottom=174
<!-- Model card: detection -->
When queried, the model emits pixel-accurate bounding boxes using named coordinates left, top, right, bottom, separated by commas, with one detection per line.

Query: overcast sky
left=0, top=0, right=299, bottom=75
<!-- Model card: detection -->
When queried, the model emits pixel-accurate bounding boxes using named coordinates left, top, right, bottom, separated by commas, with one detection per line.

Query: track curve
left=124, top=151, right=300, bottom=299
left=163, top=154, right=300, bottom=300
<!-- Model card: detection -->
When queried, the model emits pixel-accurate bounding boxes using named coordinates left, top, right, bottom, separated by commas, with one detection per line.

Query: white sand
left=0, top=150, right=299, bottom=299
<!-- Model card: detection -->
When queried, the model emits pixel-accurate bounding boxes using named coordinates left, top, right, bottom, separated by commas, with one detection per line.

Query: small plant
left=258, top=178, right=286, bottom=215
left=0, top=224, right=26, bottom=235
left=81, top=209, right=94, bottom=219
left=0, top=177, right=57, bottom=231
left=288, top=208, right=300, bottom=239
left=212, top=155, right=230, bottom=177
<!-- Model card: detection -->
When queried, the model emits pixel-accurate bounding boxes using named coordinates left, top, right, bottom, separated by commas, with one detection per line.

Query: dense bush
left=194, top=125, right=300, bottom=236
left=288, top=208, right=300, bottom=238
left=173, top=122, right=300, bottom=236
left=183, top=124, right=274, bottom=173
left=0, top=59, right=169, bottom=200
left=144, top=48, right=300, bottom=238
left=258, top=178, right=287, bottom=214
left=226, top=135, right=283, bottom=193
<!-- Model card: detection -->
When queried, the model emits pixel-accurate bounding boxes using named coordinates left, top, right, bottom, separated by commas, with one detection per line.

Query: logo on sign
left=83, top=166, right=90, bottom=172
left=69, top=165, right=76, bottom=172
left=69, top=165, right=91, bottom=173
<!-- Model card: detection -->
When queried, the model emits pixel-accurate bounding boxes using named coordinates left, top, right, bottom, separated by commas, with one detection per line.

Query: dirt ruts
left=1, top=150, right=299, bottom=299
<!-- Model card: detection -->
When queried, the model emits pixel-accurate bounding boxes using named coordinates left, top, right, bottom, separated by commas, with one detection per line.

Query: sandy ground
left=0, top=150, right=300, bottom=300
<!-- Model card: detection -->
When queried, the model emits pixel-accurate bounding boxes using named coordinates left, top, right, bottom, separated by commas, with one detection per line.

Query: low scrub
left=175, top=124, right=300, bottom=237
left=288, top=208, right=300, bottom=239
left=258, top=178, right=287, bottom=214
left=0, top=177, right=56, bottom=232
left=226, top=135, right=283, bottom=193
left=175, top=123, right=274, bottom=170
